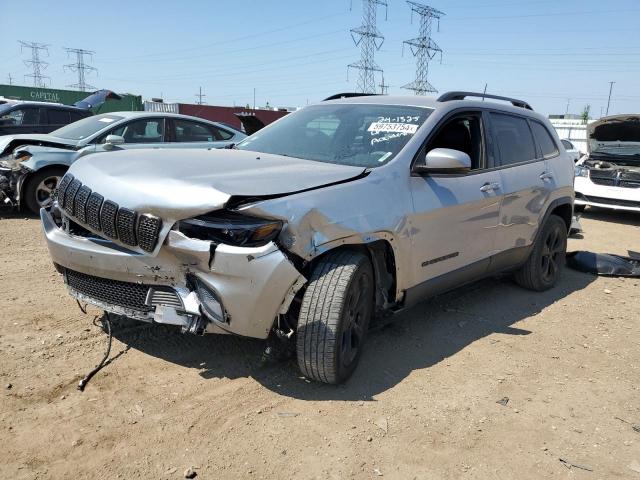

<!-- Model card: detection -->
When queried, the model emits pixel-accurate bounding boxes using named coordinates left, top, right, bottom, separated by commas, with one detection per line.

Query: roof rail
left=437, top=91, right=533, bottom=111
left=323, top=92, right=381, bottom=101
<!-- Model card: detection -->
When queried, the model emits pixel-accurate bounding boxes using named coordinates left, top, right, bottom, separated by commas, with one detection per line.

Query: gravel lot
left=1, top=208, right=639, bottom=479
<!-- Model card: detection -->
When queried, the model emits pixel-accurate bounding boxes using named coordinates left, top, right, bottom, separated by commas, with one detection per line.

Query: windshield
left=236, top=103, right=432, bottom=167
left=51, top=114, right=124, bottom=140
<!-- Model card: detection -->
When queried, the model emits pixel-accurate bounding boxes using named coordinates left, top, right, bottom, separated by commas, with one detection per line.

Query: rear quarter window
left=530, top=121, right=559, bottom=158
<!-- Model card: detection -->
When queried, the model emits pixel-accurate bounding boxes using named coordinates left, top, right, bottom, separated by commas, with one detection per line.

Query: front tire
left=23, top=167, right=67, bottom=214
left=296, top=250, right=374, bottom=384
left=514, top=214, right=567, bottom=291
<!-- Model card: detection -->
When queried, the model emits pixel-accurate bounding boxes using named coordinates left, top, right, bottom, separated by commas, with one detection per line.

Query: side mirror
left=413, top=147, right=471, bottom=174
left=103, top=134, right=125, bottom=151
left=105, top=134, right=124, bottom=145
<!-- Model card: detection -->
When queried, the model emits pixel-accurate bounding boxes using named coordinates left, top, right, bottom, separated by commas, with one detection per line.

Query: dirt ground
left=1, top=208, right=639, bottom=480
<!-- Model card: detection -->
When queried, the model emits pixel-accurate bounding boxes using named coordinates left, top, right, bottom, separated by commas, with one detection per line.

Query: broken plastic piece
left=567, top=251, right=640, bottom=277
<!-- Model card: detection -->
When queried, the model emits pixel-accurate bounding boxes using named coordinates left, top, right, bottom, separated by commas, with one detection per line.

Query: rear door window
left=530, top=121, right=559, bottom=158
left=174, top=120, right=217, bottom=142
left=490, top=113, right=537, bottom=166
left=48, top=109, right=71, bottom=126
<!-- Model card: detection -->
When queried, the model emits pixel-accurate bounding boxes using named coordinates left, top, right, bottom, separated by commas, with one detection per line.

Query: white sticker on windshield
left=368, top=122, right=418, bottom=134
left=98, top=117, right=116, bottom=123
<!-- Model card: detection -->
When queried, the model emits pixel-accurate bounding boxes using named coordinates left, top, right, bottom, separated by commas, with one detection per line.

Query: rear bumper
left=41, top=209, right=305, bottom=339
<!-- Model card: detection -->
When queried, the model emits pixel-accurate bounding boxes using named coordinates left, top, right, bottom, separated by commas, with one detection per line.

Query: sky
left=1, top=0, right=639, bottom=117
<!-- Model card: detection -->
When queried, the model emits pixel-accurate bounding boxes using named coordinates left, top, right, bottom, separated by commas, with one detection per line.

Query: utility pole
left=7, top=74, right=13, bottom=85
left=64, top=48, right=97, bottom=91
left=565, top=98, right=570, bottom=115
left=402, top=1, right=444, bottom=95
left=253, top=88, right=256, bottom=110
left=195, top=86, right=206, bottom=105
left=19, top=40, right=50, bottom=88
left=348, top=0, right=388, bottom=94
left=605, top=81, right=615, bottom=116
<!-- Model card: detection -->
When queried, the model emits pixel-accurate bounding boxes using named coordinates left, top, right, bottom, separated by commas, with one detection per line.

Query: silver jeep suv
left=42, top=91, right=574, bottom=384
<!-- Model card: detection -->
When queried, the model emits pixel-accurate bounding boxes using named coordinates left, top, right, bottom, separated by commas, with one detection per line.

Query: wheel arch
left=18, top=164, right=69, bottom=209
left=303, top=235, right=399, bottom=314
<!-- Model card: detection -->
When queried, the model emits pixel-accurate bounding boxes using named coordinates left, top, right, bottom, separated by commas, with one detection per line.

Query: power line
left=402, top=1, right=444, bottom=95
left=64, top=48, right=97, bottom=91
left=195, top=86, right=207, bottom=105
left=19, top=40, right=50, bottom=88
left=348, top=0, right=387, bottom=94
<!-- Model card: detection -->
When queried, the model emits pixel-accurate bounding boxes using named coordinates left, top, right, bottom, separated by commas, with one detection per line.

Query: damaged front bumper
left=41, top=208, right=306, bottom=339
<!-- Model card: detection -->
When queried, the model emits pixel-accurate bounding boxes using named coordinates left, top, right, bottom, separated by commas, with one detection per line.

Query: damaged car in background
left=41, top=91, right=574, bottom=384
left=0, top=112, right=245, bottom=213
left=574, top=114, right=640, bottom=212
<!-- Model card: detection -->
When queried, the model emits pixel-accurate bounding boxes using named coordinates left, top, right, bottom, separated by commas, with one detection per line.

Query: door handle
left=539, top=172, right=554, bottom=180
left=480, top=182, right=500, bottom=192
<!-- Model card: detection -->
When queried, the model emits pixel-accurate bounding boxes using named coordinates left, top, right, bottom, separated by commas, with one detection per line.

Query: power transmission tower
left=64, top=48, right=97, bottom=91
left=379, top=73, right=390, bottom=94
left=402, top=1, right=444, bottom=95
left=195, top=86, right=206, bottom=105
left=19, top=40, right=51, bottom=88
left=348, top=0, right=387, bottom=94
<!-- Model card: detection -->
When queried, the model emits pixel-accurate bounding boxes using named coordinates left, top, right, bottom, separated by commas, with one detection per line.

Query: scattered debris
left=373, top=467, right=383, bottom=476
left=496, top=397, right=509, bottom=406
left=367, top=436, right=373, bottom=442
left=374, top=417, right=388, bottom=434
left=5, top=383, right=11, bottom=390
left=276, top=412, right=299, bottom=418
left=184, top=466, right=197, bottom=478
left=614, top=416, right=640, bottom=434
left=567, top=251, right=640, bottom=278
left=604, top=289, right=612, bottom=294
left=559, top=457, right=593, bottom=472
left=628, top=460, right=640, bottom=474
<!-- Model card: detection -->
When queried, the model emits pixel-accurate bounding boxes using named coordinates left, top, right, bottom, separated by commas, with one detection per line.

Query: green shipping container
left=0, top=84, right=143, bottom=113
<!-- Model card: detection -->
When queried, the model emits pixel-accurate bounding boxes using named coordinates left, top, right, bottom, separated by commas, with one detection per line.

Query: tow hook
left=183, top=315, right=208, bottom=336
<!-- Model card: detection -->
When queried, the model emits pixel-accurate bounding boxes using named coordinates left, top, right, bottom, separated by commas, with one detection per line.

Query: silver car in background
left=42, top=91, right=574, bottom=384
left=0, top=112, right=245, bottom=212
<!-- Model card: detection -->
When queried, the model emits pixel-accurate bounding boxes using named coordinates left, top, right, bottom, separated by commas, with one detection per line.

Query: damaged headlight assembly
left=0, top=150, right=32, bottom=170
left=178, top=210, right=283, bottom=248
left=574, top=165, right=590, bottom=178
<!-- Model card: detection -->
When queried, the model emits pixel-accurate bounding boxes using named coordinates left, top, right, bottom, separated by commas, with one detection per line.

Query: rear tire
left=514, top=214, right=567, bottom=291
left=296, top=250, right=374, bottom=384
left=23, top=167, right=67, bottom=214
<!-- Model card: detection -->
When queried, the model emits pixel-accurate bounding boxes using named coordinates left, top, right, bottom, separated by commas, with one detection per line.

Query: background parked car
left=0, top=90, right=121, bottom=135
left=561, top=139, right=582, bottom=162
left=0, top=111, right=246, bottom=213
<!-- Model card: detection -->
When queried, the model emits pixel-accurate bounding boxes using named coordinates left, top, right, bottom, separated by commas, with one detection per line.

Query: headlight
left=574, top=165, right=589, bottom=178
left=178, top=211, right=283, bottom=247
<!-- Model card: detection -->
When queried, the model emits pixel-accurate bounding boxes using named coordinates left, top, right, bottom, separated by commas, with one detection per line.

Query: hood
left=588, top=115, right=640, bottom=156
left=0, top=134, right=79, bottom=156
left=68, top=148, right=367, bottom=220
left=234, top=113, right=266, bottom=135
left=73, top=89, right=122, bottom=110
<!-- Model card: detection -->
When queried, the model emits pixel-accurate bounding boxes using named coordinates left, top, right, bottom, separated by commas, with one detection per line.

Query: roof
left=100, top=111, right=243, bottom=132
left=321, top=93, right=549, bottom=123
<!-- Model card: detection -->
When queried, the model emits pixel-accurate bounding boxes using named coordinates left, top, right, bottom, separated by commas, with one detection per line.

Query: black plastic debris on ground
left=567, top=251, right=640, bottom=278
